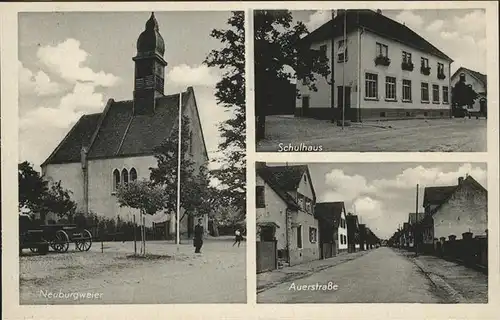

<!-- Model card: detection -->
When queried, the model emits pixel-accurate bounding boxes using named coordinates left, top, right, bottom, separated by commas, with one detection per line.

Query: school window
left=402, top=79, right=412, bottom=101
left=256, top=186, right=265, bottom=208
left=432, top=84, right=440, bottom=103
left=365, top=73, right=378, bottom=99
left=319, top=44, right=327, bottom=55
left=421, top=82, right=429, bottom=102
left=297, top=225, right=303, bottom=248
left=376, top=42, right=388, bottom=57
left=402, top=51, right=412, bottom=63
left=385, top=76, right=397, bottom=101
left=421, top=57, right=429, bottom=68
left=309, top=227, right=317, bottom=243
left=337, top=39, right=348, bottom=62
left=437, top=63, right=444, bottom=74
left=442, top=86, right=449, bottom=104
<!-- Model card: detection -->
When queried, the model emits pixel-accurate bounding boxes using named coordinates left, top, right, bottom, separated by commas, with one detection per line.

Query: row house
left=296, top=9, right=453, bottom=122
left=315, top=201, right=349, bottom=259
left=256, top=163, right=320, bottom=267
left=421, top=175, right=487, bottom=247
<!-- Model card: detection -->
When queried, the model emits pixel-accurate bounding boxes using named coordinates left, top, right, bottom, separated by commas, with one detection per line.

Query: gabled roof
left=424, top=176, right=487, bottom=214
left=302, top=9, right=453, bottom=62
left=259, top=165, right=316, bottom=201
left=257, top=167, right=299, bottom=210
left=451, top=67, right=487, bottom=89
left=42, top=87, right=208, bottom=166
left=315, top=201, right=345, bottom=229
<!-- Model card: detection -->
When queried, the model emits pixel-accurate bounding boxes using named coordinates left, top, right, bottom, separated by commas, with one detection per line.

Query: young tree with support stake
left=116, top=179, right=166, bottom=256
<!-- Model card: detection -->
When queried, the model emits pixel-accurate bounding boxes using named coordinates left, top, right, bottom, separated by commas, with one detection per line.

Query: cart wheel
left=75, top=229, right=92, bottom=252
left=52, top=230, right=70, bottom=253
left=30, top=247, right=39, bottom=253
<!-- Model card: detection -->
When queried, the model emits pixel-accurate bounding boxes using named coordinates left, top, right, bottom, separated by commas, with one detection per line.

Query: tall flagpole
left=342, top=10, right=346, bottom=130
left=176, top=92, right=182, bottom=246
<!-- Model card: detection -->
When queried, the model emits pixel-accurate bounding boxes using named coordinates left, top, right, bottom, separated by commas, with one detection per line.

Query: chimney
left=458, top=176, right=464, bottom=185
left=376, top=9, right=382, bottom=14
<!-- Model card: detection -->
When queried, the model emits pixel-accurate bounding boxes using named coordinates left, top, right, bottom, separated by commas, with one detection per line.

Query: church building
left=41, top=13, right=209, bottom=239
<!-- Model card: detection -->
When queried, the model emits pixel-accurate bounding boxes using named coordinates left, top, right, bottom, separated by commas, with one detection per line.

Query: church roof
left=42, top=88, right=204, bottom=166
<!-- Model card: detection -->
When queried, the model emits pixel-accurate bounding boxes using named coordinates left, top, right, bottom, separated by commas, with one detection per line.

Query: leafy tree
left=115, top=179, right=166, bottom=216
left=452, top=78, right=479, bottom=109
left=18, top=161, right=76, bottom=222
left=204, top=11, right=246, bottom=215
left=254, top=10, right=330, bottom=140
left=149, top=116, right=212, bottom=221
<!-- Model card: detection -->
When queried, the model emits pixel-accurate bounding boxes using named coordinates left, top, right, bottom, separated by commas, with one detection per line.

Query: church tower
left=132, top=12, right=168, bottom=115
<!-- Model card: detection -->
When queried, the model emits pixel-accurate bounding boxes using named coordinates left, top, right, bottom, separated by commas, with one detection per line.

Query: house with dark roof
left=345, top=213, right=360, bottom=252
left=406, top=212, right=424, bottom=248
left=256, top=163, right=319, bottom=266
left=315, top=201, right=348, bottom=258
left=296, top=9, right=453, bottom=121
left=421, top=175, right=487, bottom=245
left=40, top=13, right=209, bottom=238
left=451, top=67, right=487, bottom=115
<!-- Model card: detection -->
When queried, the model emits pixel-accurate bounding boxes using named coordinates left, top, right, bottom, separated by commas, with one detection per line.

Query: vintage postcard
left=1, top=1, right=499, bottom=320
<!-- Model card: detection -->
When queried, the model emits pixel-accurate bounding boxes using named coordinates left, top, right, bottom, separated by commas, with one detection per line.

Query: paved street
left=258, top=247, right=447, bottom=303
left=20, top=238, right=246, bottom=304
left=257, top=116, right=486, bottom=152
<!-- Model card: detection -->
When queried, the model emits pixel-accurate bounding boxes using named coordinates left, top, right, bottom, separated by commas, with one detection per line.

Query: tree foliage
left=253, top=10, right=330, bottom=139
left=18, top=161, right=76, bottom=222
left=115, top=179, right=166, bottom=215
left=452, top=78, right=479, bottom=108
left=149, top=116, right=212, bottom=220
left=204, top=11, right=246, bottom=213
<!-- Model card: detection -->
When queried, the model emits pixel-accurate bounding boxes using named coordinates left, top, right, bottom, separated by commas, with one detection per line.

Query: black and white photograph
left=256, top=162, right=488, bottom=303
left=18, top=10, right=246, bottom=304
left=255, top=9, right=487, bottom=152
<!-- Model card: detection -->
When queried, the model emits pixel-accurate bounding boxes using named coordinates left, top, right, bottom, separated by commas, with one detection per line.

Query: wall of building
left=295, top=31, right=359, bottom=120
left=296, top=26, right=452, bottom=121
left=359, top=30, right=451, bottom=119
left=338, top=209, right=348, bottom=251
left=43, top=162, right=85, bottom=213
left=290, top=211, right=320, bottom=266
left=433, top=182, right=488, bottom=239
left=450, top=70, right=486, bottom=112
left=256, top=175, right=288, bottom=251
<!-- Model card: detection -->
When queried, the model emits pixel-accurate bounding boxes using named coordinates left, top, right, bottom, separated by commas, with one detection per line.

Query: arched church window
left=459, top=73, right=466, bottom=82
left=122, top=168, right=129, bottom=185
left=130, top=168, right=138, bottom=182
left=113, top=169, right=120, bottom=192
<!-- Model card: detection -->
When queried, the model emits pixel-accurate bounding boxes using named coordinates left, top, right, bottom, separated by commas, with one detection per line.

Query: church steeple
left=132, top=12, right=168, bottom=115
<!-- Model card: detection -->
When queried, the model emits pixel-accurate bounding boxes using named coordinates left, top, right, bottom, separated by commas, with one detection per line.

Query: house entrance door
left=337, top=86, right=352, bottom=121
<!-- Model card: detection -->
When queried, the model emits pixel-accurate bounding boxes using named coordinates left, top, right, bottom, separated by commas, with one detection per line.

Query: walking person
left=193, top=218, right=204, bottom=253
left=233, top=228, right=243, bottom=247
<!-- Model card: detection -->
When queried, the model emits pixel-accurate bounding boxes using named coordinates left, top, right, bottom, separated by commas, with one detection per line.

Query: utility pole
left=330, top=10, right=336, bottom=123
left=342, top=10, right=346, bottom=130
left=415, top=184, right=419, bottom=257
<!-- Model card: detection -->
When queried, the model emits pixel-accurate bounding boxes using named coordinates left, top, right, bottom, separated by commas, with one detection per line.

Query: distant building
left=256, top=164, right=319, bottom=266
left=346, top=213, right=360, bottom=252
left=296, top=9, right=453, bottom=121
left=451, top=67, right=487, bottom=115
left=40, top=13, right=209, bottom=238
left=315, top=201, right=349, bottom=258
left=422, top=175, right=487, bottom=243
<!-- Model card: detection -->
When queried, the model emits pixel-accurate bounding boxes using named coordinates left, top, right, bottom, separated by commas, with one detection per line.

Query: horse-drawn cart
left=19, top=214, right=93, bottom=254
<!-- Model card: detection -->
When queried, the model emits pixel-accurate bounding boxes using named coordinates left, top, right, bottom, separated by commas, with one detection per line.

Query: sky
left=292, top=8, right=487, bottom=75
left=18, top=11, right=236, bottom=170
left=267, top=162, right=487, bottom=240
